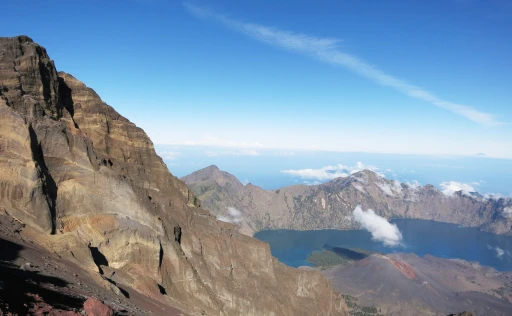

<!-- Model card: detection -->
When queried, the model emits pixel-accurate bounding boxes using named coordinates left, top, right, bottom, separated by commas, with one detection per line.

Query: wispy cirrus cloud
left=184, top=2, right=500, bottom=126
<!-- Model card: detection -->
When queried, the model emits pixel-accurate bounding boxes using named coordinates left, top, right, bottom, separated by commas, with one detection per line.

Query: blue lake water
left=254, top=219, right=512, bottom=271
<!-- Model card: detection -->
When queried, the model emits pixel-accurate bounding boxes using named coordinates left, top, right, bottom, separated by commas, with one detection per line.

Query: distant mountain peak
left=182, top=164, right=243, bottom=190
left=184, top=165, right=512, bottom=236
left=350, top=169, right=384, bottom=183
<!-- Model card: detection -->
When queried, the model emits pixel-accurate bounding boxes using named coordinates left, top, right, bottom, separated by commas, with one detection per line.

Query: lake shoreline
left=255, top=219, right=512, bottom=271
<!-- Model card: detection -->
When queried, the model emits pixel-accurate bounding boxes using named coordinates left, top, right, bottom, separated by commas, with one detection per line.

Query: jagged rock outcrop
left=0, top=36, right=348, bottom=316
left=182, top=165, right=512, bottom=236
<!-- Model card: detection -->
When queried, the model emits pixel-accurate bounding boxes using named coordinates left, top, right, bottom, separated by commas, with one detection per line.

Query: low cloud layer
left=352, top=206, right=403, bottom=247
left=281, top=162, right=380, bottom=181
left=440, top=181, right=476, bottom=196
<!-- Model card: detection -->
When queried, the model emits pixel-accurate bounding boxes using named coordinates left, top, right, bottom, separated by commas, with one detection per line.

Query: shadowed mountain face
left=182, top=165, right=512, bottom=236
left=0, top=36, right=348, bottom=316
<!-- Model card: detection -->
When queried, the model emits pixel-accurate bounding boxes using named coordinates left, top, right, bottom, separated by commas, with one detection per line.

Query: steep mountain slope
left=182, top=165, right=512, bottom=235
left=0, top=36, right=347, bottom=316
left=323, top=253, right=512, bottom=315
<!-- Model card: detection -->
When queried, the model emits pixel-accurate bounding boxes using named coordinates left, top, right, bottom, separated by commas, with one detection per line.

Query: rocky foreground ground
left=0, top=210, right=184, bottom=315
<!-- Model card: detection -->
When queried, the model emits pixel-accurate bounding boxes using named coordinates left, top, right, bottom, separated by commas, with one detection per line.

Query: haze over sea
left=158, top=145, right=512, bottom=197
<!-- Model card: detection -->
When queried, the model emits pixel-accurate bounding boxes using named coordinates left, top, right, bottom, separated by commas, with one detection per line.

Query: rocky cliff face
left=0, top=36, right=347, bottom=316
left=182, top=165, right=512, bottom=236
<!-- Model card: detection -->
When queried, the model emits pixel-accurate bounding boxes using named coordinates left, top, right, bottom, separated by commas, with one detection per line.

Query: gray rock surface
left=183, top=165, right=512, bottom=235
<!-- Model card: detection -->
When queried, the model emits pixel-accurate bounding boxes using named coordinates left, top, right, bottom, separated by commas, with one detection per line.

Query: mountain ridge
left=182, top=165, right=512, bottom=236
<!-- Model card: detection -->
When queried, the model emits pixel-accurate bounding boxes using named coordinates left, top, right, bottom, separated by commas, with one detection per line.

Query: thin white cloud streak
left=352, top=206, right=403, bottom=247
left=184, top=3, right=500, bottom=126
left=281, top=161, right=379, bottom=180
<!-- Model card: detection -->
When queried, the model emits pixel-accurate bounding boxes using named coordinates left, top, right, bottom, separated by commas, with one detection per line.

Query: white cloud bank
left=352, top=206, right=403, bottom=247
left=184, top=3, right=500, bottom=126
left=281, top=161, right=379, bottom=181
left=440, top=181, right=476, bottom=196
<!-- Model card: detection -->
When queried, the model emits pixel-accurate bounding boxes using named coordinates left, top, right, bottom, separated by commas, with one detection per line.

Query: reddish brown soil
left=390, top=259, right=417, bottom=279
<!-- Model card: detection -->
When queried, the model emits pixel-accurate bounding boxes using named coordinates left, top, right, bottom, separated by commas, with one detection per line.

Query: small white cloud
left=158, top=151, right=181, bottom=160
left=228, top=207, right=242, bottom=218
left=502, top=206, right=512, bottom=218
left=483, top=193, right=508, bottom=200
left=352, top=206, right=403, bottom=247
left=405, top=180, right=421, bottom=190
left=377, top=183, right=394, bottom=196
left=281, top=162, right=380, bottom=181
left=353, top=183, right=367, bottom=195
left=392, top=180, right=403, bottom=194
left=217, top=207, right=244, bottom=224
left=487, top=245, right=510, bottom=259
left=440, top=181, right=476, bottom=196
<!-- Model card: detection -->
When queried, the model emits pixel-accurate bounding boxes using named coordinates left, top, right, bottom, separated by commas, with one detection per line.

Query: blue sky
left=2, top=0, right=511, bottom=157
left=2, top=1, right=512, bottom=194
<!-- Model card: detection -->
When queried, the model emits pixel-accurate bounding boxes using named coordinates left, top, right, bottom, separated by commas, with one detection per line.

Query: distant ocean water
left=254, top=219, right=512, bottom=271
left=158, top=145, right=512, bottom=197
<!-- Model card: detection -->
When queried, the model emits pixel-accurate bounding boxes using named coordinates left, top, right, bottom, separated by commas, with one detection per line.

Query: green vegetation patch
left=307, top=247, right=382, bottom=269
left=343, top=295, right=381, bottom=316
left=307, top=250, right=352, bottom=268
